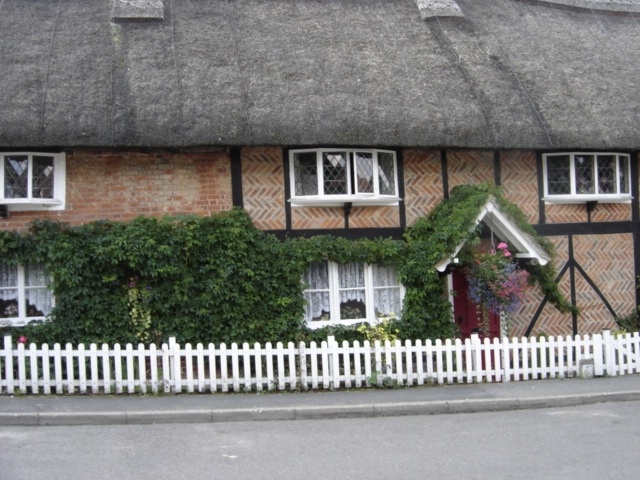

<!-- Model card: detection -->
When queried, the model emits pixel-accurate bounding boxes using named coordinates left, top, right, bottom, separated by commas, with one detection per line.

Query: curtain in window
left=25, top=264, right=52, bottom=317
left=303, top=261, right=331, bottom=321
left=338, top=263, right=366, bottom=319
left=0, top=263, right=19, bottom=318
left=372, top=264, right=402, bottom=318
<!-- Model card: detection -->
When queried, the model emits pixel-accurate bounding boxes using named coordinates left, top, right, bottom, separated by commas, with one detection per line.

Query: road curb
left=1, top=391, right=639, bottom=427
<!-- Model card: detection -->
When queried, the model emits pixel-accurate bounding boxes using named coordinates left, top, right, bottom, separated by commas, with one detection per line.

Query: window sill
left=0, top=198, right=65, bottom=211
left=542, top=195, right=632, bottom=205
left=0, top=317, right=46, bottom=327
left=290, top=196, right=401, bottom=208
left=306, top=318, right=393, bottom=329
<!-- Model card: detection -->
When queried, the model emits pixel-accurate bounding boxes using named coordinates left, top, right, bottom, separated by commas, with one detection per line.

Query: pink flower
left=497, top=242, right=508, bottom=250
left=18, top=336, right=28, bottom=344
left=503, top=251, right=512, bottom=257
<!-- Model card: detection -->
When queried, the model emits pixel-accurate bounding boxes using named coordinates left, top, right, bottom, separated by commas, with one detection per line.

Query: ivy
left=0, top=184, right=573, bottom=345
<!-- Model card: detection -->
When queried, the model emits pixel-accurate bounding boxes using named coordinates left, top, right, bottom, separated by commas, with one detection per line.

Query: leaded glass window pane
left=303, top=261, right=330, bottom=321
left=546, top=155, right=571, bottom=194
left=378, top=152, right=396, bottom=196
left=32, top=156, right=55, bottom=199
left=293, top=152, right=318, bottom=196
left=338, top=262, right=366, bottom=320
left=619, top=155, right=630, bottom=194
left=596, top=155, right=615, bottom=194
left=0, top=263, right=18, bottom=319
left=355, top=152, right=374, bottom=193
left=4, top=155, right=29, bottom=198
left=574, top=155, right=594, bottom=194
left=322, top=152, right=347, bottom=195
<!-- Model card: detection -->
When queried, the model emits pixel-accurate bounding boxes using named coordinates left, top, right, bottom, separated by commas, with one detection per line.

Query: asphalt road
left=1, top=400, right=638, bottom=480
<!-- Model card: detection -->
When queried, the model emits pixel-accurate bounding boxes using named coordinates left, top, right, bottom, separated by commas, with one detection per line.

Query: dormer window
left=1, top=152, right=66, bottom=211
left=542, top=152, right=631, bottom=204
left=289, top=149, right=400, bottom=207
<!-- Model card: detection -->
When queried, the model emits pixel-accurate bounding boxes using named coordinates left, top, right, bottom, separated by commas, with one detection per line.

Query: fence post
left=593, top=332, right=604, bottom=376
left=471, top=333, right=481, bottom=383
left=602, top=329, right=615, bottom=376
left=168, top=336, right=180, bottom=393
left=327, top=335, right=339, bottom=390
left=3, top=336, right=14, bottom=394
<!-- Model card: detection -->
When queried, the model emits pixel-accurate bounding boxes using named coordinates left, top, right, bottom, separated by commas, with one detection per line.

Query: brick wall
left=241, top=147, right=287, bottom=230
left=403, top=149, right=443, bottom=226
left=500, top=150, right=539, bottom=224
left=447, top=150, right=495, bottom=191
left=0, top=149, right=233, bottom=231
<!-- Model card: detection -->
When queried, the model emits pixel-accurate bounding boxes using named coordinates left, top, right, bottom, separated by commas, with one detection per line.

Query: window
left=289, top=149, right=400, bottom=206
left=0, top=152, right=66, bottom=211
left=543, top=152, right=631, bottom=203
left=0, top=263, right=53, bottom=326
left=302, top=261, right=403, bottom=327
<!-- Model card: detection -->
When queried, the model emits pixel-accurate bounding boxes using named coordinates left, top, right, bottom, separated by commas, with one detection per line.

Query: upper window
left=0, top=152, right=66, bottom=211
left=302, top=261, right=403, bottom=327
left=0, top=263, right=53, bottom=327
left=289, top=149, right=400, bottom=206
left=543, top=152, right=631, bottom=203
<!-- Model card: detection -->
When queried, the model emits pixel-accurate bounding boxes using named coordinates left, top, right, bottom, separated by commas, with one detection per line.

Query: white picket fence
left=1, top=331, right=639, bottom=395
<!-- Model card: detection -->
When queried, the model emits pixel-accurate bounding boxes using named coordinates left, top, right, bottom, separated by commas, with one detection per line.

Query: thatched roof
left=1, top=0, right=639, bottom=149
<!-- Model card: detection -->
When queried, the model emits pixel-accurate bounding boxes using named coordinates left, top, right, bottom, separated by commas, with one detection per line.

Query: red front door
left=452, top=270, right=501, bottom=340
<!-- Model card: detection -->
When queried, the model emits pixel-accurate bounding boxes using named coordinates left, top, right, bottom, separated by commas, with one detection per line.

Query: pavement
left=1, top=374, right=639, bottom=427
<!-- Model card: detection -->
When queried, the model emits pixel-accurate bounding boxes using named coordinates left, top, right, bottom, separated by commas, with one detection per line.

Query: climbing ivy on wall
left=399, top=183, right=575, bottom=341
left=0, top=184, right=573, bottom=345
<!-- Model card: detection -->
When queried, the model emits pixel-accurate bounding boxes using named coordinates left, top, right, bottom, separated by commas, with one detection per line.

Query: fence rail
left=2, top=331, right=639, bottom=395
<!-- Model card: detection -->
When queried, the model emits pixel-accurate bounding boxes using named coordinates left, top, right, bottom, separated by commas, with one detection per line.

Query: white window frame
left=542, top=152, right=632, bottom=204
left=303, top=261, right=404, bottom=328
left=0, top=152, right=66, bottom=211
left=289, top=148, right=401, bottom=207
left=0, top=263, right=54, bottom=327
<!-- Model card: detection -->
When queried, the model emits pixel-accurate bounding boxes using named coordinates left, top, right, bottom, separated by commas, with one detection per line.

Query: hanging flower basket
left=465, top=242, right=529, bottom=317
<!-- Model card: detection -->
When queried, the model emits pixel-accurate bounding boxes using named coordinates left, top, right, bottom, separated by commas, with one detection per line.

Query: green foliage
left=616, top=308, right=640, bottom=333
left=399, top=183, right=574, bottom=339
left=0, top=183, right=573, bottom=345
left=2, top=210, right=307, bottom=345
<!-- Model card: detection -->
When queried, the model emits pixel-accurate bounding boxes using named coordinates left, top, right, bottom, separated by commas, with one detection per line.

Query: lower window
left=0, top=263, right=53, bottom=326
left=302, top=261, right=403, bottom=327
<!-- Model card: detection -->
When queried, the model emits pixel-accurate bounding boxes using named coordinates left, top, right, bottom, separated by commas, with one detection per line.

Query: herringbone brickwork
left=291, top=207, right=344, bottom=230
left=590, top=203, right=631, bottom=222
left=0, top=149, right=233, bottom=231
left=403, top=149, right=443, bottom=226
left=349, top=206, right=400, bottom=228
left=509, top=236, right=572, bottom=337
left=241, top=147, right=286, bottom=230
left=545, top=204, right=585, bottom=224
left=500, top=150, right=539, bottom=224
left=447, top=150, right=494, bottom=191
left=573, top=234, right=634, bottom=329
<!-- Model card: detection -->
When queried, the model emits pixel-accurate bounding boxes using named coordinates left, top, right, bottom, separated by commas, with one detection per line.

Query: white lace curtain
left=1, top=263, right=52, bottom=319
left=303, top=261, right=402, bottom=322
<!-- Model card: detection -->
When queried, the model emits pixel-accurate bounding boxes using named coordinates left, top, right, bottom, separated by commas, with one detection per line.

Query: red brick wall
left=0, top=149, right=233, bottom=231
